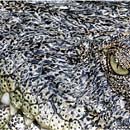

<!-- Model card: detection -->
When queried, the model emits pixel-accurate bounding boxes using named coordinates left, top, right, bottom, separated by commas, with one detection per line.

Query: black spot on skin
left=0, top=35, right=4, bottom=40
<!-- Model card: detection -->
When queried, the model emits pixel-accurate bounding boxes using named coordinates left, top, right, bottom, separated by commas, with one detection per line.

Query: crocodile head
left=0, top=1, right=130, bottom=130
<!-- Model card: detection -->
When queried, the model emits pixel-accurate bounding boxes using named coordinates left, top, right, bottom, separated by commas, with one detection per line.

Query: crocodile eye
left=110, top=55, right=129, bottom=75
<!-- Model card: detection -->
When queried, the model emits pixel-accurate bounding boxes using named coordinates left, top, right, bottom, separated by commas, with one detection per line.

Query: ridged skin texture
left=0, top=1, right=130, bottom=130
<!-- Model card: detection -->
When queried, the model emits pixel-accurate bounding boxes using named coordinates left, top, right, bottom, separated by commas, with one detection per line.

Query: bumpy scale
left=0, top=1, right=130, bottom=130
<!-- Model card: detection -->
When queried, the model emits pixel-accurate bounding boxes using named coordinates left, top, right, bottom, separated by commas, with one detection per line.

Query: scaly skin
left=0, top=1, right=130, bottom=130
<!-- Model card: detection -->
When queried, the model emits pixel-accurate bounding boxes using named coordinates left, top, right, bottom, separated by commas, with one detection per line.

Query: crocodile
left=0, top=1, right=130, bottom=130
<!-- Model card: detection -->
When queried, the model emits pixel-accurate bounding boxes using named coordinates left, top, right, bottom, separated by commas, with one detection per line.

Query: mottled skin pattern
left=0, top=1, right=130, bottom=130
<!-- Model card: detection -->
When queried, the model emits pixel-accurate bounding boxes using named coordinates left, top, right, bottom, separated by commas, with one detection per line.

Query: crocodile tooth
left=1, top=92, right=10, bottom=105
left=24, top=116, right=33, bottom=126
left=10, top=104, right=17, bottom=116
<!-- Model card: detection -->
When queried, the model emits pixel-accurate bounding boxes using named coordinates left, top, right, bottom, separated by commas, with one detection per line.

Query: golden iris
left=110, top=55, right=129, bottom=75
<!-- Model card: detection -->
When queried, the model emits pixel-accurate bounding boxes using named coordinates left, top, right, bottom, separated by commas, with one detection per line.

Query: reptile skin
left=0, top=1, right=130, bottom=130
